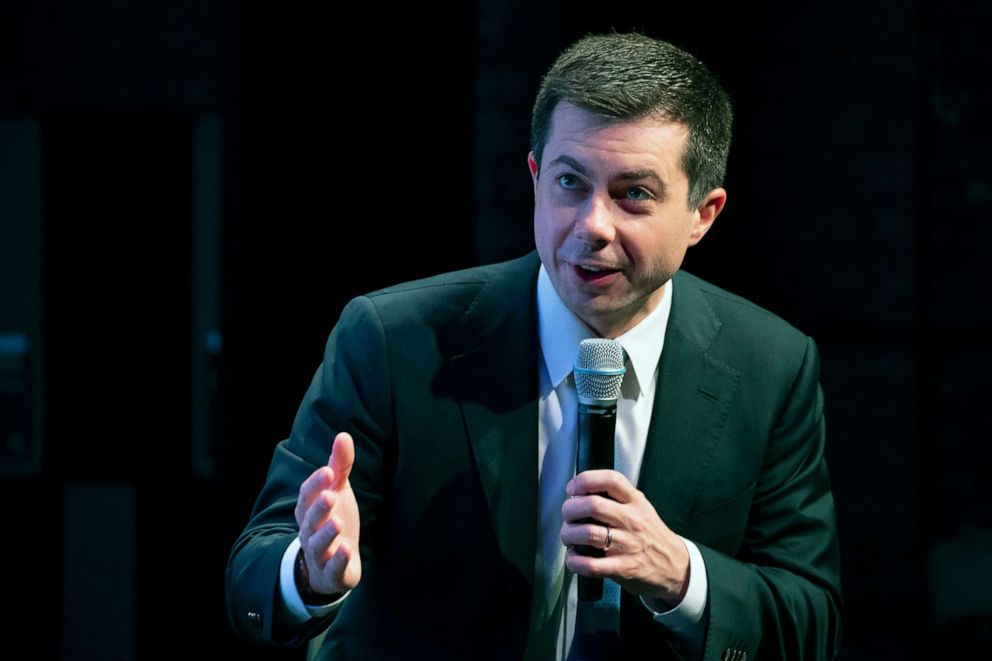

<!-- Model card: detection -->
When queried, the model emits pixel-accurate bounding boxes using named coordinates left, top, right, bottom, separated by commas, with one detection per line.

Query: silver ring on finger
left=604, top=525, right=613, bottom=551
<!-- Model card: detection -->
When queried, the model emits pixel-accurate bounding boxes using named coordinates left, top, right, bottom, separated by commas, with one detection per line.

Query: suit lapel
left=637, top=271, right=741, bottom=532
left=451, top=253, right=541, bottom=589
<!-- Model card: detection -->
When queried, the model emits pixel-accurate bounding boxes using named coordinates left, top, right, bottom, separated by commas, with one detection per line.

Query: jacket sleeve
left=699, top=336, right=842, bottom=660
left=225, top=295, right=393, bottom=647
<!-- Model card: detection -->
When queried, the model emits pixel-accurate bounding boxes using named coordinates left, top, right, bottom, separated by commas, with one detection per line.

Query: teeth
left=581, top=265, right=604, bottom=272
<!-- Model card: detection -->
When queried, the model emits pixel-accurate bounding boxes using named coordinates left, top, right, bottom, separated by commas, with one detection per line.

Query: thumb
left=328, top=432, right=355, bottom=490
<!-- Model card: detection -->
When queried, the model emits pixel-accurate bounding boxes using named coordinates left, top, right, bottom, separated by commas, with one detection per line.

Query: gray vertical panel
left=191, top=112, right=222, bottom=478
left=0, top=121, right=43, bottom=477
left=61, top=483, right=135, bottom=661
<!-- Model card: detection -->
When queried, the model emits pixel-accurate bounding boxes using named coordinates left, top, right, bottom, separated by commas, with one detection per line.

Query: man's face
left=530, top=102, right=725, bottom=338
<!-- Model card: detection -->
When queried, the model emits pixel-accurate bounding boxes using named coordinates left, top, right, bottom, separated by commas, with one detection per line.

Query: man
left=227, top=32, right=842, bottom=660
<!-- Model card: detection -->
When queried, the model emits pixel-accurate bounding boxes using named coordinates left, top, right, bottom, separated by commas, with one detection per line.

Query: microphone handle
left=576, top=401, right=616, bottom=601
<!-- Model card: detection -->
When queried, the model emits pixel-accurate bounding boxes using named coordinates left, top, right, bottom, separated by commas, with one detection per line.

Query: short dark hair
left=530, top=32, right=733, bottom=208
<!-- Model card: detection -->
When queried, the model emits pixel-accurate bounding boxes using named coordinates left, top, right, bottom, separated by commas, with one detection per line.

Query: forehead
left=543, top=102, right=690, bottom=180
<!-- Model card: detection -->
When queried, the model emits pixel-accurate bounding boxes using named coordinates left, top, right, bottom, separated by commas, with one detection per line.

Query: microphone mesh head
left=574, top=338, right=626, bottom=401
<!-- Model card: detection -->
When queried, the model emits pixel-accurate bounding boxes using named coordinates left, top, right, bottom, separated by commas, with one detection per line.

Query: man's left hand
left=561, top=469, right=689, bottom=607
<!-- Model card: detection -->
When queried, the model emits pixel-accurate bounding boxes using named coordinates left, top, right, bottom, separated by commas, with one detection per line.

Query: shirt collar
left=536, top=264, right=673, bottom=397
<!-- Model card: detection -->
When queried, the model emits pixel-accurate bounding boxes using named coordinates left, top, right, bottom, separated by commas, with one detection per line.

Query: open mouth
left=572, top=263, right=621, bottom=284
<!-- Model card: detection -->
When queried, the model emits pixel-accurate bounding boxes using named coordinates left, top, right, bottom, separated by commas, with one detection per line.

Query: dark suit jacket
left=226, top=252, right=842, bottom=660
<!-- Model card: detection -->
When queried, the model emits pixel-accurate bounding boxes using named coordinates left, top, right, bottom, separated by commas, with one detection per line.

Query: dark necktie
left=572, top=576, right=621, bottom=660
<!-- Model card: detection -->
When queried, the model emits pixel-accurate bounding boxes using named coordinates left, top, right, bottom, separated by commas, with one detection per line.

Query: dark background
left=1, top=1, right=990, bottom=658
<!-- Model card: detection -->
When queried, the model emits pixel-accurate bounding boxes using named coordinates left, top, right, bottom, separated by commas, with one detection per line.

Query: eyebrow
left=548, top=155, right=666, bottom=196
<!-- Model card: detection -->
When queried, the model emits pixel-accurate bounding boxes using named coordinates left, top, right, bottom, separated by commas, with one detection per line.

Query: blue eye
left=625, top=187, right=651, bottom=201
left=557, top=174, right=581, bottom=189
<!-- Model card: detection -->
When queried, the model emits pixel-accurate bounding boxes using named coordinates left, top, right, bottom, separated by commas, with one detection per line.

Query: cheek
left=535, top=207, right=567, bottom=243
left=623, top=230, right=681, bottom=273
left=533, top=212, right=557, bottom=261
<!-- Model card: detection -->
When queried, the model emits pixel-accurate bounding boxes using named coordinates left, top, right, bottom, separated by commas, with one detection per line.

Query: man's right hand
left=294, top=431, right=362, bottom=598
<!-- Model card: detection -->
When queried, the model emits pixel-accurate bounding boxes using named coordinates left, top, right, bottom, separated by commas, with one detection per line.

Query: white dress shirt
left=279, top=265, right=709, bottom=658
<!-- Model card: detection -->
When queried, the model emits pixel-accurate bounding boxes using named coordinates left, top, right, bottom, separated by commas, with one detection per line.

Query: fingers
left=567, top=470, right=636, bottom=502
left=560, top=520, right=616, bottom=552
left=559, top=480, right=687, bottom=601
left=306, top=511, right=342, bottom=563
left=565, top=545, right=622, bottom=579
left=294, top=431, right=355, bottom=526
left=295, top=467, right=333, bottom=527
left=292, top=431, right=362, bottom=595
left=329, top=432, right=355, bottom=491
left=303, top=517, right=354, bottom=595
left=561, top=492, right=625, bottom=527
left=325, top=538, right=352, bottom=578
left=302, top=490, right=335, bottom=538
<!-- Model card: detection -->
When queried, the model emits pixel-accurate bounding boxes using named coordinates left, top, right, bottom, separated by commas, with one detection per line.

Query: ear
left=688, top=187, right=727, bottom=247
left=527, top=151, right=539, bottom=194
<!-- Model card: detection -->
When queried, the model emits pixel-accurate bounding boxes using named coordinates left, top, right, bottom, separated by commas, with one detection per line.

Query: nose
left=572, top=195, right=615, bottom=247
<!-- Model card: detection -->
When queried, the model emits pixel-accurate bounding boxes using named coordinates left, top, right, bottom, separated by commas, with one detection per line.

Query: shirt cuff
left=639, top=537, right=708, bottom=651
left=279, top=536, right=350, bottom=624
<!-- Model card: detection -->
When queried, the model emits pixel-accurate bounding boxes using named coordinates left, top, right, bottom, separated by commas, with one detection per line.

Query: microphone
left=573, top=338, right=626, bottom=601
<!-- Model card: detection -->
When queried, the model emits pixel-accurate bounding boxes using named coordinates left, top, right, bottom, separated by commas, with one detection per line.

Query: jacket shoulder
left=336, top=252, right=538, bottom=345
left=677, top=270, right=808, bottom=341
left=366, top=252, right=536, bottom=303
left=673, top=270, right=814, bottom=379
